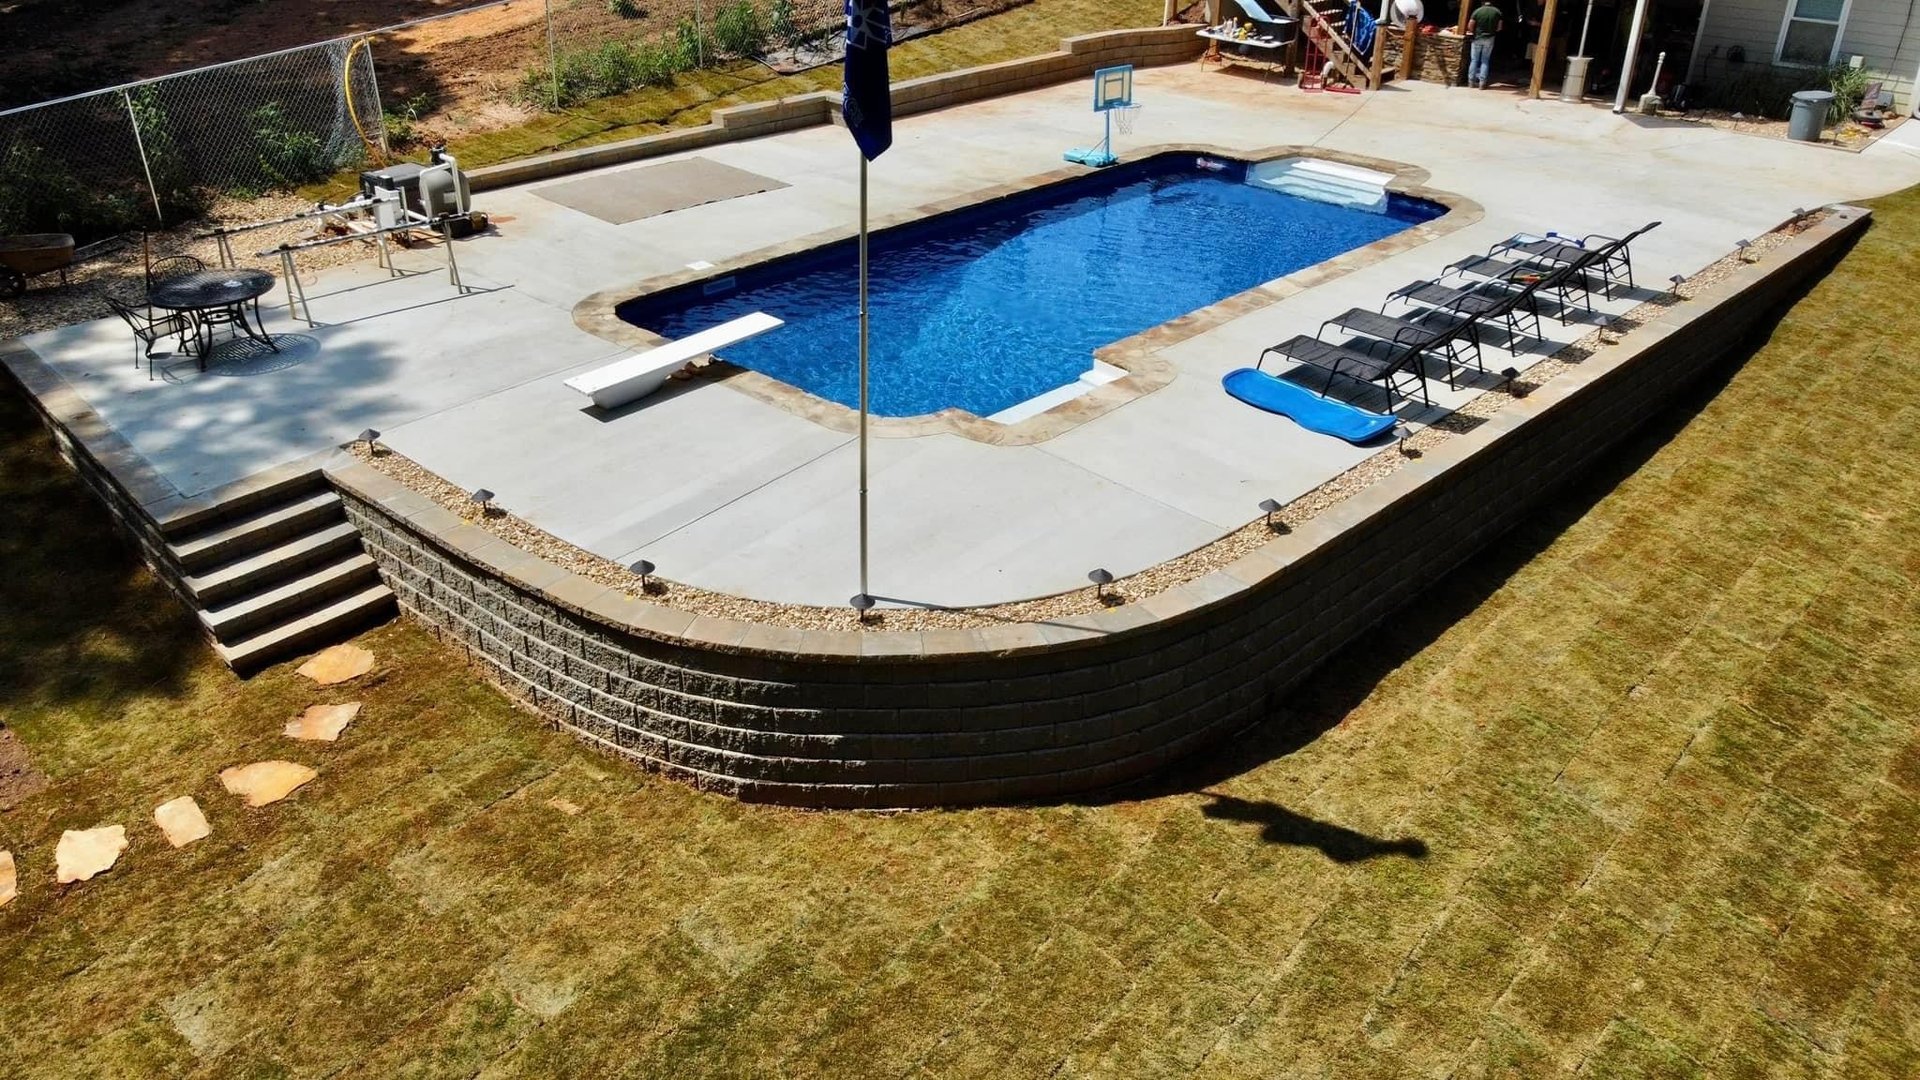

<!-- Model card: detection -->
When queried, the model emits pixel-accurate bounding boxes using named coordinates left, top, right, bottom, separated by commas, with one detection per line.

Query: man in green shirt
left=1467, top=1, right=1502, bottom=88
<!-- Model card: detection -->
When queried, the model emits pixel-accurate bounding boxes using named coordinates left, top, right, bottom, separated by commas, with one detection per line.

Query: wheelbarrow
left=0, top=233, right=77, bottom=297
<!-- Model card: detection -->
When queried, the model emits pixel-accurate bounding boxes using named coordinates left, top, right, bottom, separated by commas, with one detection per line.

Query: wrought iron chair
left=105, top=295, right=183, bottom=381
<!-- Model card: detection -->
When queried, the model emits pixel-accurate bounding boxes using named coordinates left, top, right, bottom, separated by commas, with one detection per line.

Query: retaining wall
left=327, top=206, right=1868, bottom=808
left=467, top=26, right=1207, bottom=190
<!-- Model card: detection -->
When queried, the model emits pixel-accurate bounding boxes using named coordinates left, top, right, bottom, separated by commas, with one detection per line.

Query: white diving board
left=565, top=311, right=783, bottom=409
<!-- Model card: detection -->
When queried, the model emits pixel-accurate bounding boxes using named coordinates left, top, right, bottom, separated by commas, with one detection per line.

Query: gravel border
left=352, top=214, right=1817, bottom=632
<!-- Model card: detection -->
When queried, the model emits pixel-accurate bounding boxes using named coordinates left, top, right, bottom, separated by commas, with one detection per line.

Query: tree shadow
left=0, top=383, right=205, bottom=714
left=1199, top=792, right=1428, bottom=861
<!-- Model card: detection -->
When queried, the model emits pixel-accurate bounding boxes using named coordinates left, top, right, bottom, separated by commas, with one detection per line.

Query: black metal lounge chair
left=1488, top=221, right=1660, bottom=298
left=1387, top=249, right=1601, bottom=339
left=1441, top=251, right=1598, bottom=319
left=1257, top=321, right=1444, bottom=409
left=1317, top=306, right=1483, bottom=388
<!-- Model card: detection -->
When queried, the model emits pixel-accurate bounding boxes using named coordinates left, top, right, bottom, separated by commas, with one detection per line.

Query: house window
left=1775, top=0, right=1848, bottom=65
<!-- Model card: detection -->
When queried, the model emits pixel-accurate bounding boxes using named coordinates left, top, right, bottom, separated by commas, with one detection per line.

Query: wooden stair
left=1288, top=0, right=1380, bottom=91
left=158, top=471, right=393, bottom=674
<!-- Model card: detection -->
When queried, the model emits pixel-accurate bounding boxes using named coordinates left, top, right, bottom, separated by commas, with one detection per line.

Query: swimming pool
left=618, top=153, right=1445, bottom=419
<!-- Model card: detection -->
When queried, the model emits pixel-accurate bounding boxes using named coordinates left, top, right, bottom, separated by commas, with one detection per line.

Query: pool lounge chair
left=1256, top=320, right=1443, bottom=410
left=1387, top=249, right=1601, bottom=341
left=1315, top=306, right=1483, bottom=388
left=1487, top=221, right=1661, bottom=298
left=1440, top=250, right=1598, bottom=319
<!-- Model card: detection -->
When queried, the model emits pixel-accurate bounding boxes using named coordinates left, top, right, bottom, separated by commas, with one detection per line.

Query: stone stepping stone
left=547, top=798, right=583, bottom=816
left=0, top=850, right=15, bottom=908
left=219, top=762, right=318, bottom=807
left=154, top=796, right=212, bottom=848
left=295, top=644, right=374, bottom=686
left=55, top=825, right=127, bottom=884
left=284, top=702, right=360, bottom=742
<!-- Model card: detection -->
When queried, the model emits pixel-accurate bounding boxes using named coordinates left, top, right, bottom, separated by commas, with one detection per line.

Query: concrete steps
left=162, top=472, right=393, bottom=673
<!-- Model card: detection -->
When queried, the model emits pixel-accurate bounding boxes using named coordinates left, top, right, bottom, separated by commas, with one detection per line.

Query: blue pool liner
left=1220, top=367, right=1399, bottom=444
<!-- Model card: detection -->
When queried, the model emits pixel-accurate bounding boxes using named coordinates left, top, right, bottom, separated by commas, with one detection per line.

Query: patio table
left=148, top=268, right=279, bottom=369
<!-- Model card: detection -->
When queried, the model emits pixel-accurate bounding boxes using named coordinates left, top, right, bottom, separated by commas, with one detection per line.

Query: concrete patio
left=15, top=66, right=1920, bottom=608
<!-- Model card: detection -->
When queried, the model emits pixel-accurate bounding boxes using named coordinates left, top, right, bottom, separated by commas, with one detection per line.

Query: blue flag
left=843, top=0, right=892, bottom=160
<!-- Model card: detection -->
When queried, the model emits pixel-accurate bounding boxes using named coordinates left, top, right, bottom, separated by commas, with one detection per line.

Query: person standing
left=1468, top=0, right=1502, bottom=88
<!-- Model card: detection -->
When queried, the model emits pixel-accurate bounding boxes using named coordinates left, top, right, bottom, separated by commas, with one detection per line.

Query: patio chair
left=1385, top=264, right=1552, bottom=343
left=1256, top=320, right=1441, bottom=410
left=105, top=295, right=183, bottom=380
left=145, top=254, right=204, bottom=287
left=1315, top=305, right=1483, bottom=388
left=145, top=253, right=207, bottom=324
left=1487, top=221, right=1660, bottom=298
left=1440, top=250, right=1598, bottom=319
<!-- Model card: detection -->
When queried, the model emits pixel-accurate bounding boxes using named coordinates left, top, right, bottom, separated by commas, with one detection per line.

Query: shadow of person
left=1200, top=793, right=1429, bottom=863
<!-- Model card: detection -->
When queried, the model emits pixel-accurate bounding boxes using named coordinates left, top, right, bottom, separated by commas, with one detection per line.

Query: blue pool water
left=619, top=154, right=1443, bottom=418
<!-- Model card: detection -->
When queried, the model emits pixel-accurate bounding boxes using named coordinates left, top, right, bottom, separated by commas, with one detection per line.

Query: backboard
left=1092, top=65, right=1134, bottom=112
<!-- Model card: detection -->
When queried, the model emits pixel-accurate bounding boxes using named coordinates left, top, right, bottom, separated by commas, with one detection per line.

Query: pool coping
left=573, top=144, right=1483, bottom=445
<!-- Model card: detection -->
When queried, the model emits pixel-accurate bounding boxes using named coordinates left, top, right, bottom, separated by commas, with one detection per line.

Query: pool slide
left=1220, top=367, right=1399, bottom=444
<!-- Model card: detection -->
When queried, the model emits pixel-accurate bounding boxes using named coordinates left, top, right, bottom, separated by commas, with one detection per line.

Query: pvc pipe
left=1612, top=0, right=1651, bottom=112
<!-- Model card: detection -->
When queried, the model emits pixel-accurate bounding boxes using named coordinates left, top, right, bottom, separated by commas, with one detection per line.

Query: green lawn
left=2, top=186, right=1918, bottom=1076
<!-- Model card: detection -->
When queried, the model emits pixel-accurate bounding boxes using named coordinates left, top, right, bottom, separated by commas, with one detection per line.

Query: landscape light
left=1088, top=567, right=1115, bottom=603
left=1501, top=367, right=1523, bottom=397
left=1259, top=498, right=1282, bottom=530
left=470, top=488, right=495, bottom=515
left=1669, top=273, right=1686, bottom=293
left=356, top=428, right=381, bottom=452
left=1396, top=423, right=1417, bottom=457
left=628, top=558, right=655, bottom=590
left=850, top=593, right=876, bottom=621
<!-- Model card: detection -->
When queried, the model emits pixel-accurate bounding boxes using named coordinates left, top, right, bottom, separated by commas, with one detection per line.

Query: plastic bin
left=1788, top=90, right=1834, bottom=141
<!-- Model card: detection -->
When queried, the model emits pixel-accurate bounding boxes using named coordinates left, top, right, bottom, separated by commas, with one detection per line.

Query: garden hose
left=344, top=37, right=387, bottom=165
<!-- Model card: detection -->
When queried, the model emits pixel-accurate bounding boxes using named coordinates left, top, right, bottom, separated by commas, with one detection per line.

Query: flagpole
left=857, top=154, right=870, bottom=601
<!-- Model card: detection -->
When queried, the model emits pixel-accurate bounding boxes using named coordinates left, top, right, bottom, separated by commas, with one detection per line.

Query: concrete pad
left=285, top=702, right=361, bottom=741
left=55, top=825, right=127, bottom=883
left=0, top=850, right=15, bottom=907
left=296, top=644, right=374, bottom=685
left=219, top=762, right=318, bottom=807
left=18, top=68, right=1920, bottom=608
left=154, top=796, right=212, bottom=848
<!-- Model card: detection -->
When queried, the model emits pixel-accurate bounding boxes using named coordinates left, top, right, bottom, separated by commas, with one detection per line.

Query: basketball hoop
left=1064, top=65, right=1136, bottom=168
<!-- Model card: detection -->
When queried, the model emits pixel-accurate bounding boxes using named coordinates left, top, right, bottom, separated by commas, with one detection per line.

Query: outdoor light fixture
left=470, top=488, right=495, bottom=515
left=1669, top=273, right=1687, bottom=294
left=1396, top=423, right=1417, bottom=458
left=1259, top=498, right=1282, bottom=530
left=1088, top=567, right=1116, bottom=604
left=850, top=593, right=876, bottom=620
left=356, top=428, right=381, bottom=452
left=1501, top=367, right=1524, bottom=397
left=1735, top=238, right=1758, bottom=263
left=629, top=559, right=656, bottom=590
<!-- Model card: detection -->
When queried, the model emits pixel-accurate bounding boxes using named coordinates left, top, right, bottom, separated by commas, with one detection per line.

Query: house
left=1688, top=0, right=1920, bottom=111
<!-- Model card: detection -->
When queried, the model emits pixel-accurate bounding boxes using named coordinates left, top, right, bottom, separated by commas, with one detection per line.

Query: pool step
left=987, top=361, right=1127, bottom=425
left=1247, top=157, right=1390, bottom=212
left=162, top=470, right=394, bottom=673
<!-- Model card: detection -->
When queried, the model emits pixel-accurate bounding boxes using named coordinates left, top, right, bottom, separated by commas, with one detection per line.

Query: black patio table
left=147, top=268, right=279, bottom=369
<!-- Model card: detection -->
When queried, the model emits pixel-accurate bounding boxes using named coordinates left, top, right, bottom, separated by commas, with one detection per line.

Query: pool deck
left=15, top=68, right=1920, bottom=608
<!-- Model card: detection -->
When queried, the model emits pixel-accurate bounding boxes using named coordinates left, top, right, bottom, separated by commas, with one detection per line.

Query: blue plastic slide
left=1221, top=368, right=1399, bottom=444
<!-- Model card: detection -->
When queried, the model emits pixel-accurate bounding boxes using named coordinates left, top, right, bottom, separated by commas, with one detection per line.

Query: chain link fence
left=0, top=39, right=380, bottom=241
left=0, top=0, right=1044, bottom=244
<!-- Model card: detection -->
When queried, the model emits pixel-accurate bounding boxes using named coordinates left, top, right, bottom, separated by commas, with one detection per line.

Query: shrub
left=250, top=101, right=333, bottom=188
left=675, top=15, right=714, bottom=67
left=0, top=140, right=147, bottom=242
left=1825, top=61, right=1870, bottom=119
left=609, top=0, right=644, bottom=16
left=712, top=0, right=767, bottom=58
left=382, top=93, right=434, bottom=151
